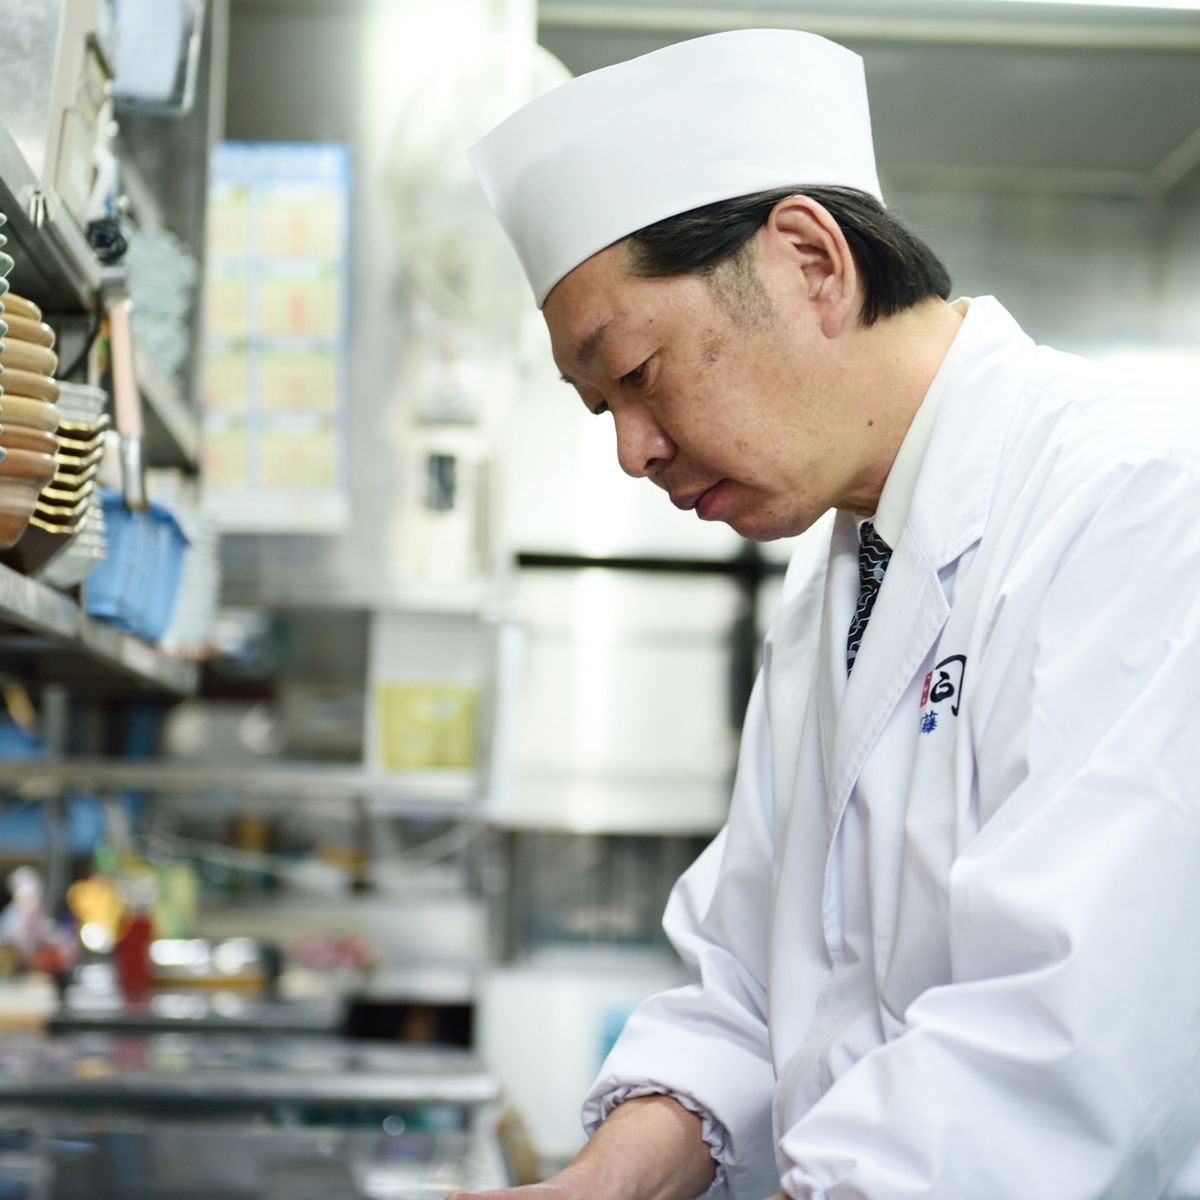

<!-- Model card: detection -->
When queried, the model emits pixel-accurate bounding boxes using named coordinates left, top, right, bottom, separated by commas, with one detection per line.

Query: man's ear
left=758, top=195, right=859, bottom=338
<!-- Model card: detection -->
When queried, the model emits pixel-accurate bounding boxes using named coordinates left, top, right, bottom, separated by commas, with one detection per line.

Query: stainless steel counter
left=0, top=1032, right=499, bottom=1109
left=0, top=1031, right=510, bottom=1196
left=49, top=994, right=344, bottom=1037
left=0, top=1117, right=509, bottom=1199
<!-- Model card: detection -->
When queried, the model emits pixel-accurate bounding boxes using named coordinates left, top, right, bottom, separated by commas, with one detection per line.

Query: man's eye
left=622, top=362, right=647, bottom=387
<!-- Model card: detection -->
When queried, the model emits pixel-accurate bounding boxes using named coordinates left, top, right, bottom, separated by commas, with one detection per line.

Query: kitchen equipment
left=146, top=936, right=269, bottom=990
left=52, top=381, right=106, bottom=425
left=0, top=379, right=108, bottom=575
left=84, top=490, right=188, bottom=641
left=0, top=388, right=60, bottom=421
left=0, top=338, right=57, bottom=377
left=0, top=294, right=61, bottom=443
left=113, top=0, right=206, bottom=115
left=0, top=1115, right=509, bottom=1200
left=0, top=427, right=58, bottom=457
left=0, top=450, right=57, bottom=549
left=499, top=569, right=740, bottom=833
left=156, top=502, right=218, bottom=656
left=1, top=315, right=53, bottom=348
left=106, top=286, right=146, bottom=508
left=34, top=382, right=110, bottom=586
left=6, top=433, right=106, bottom=576
left=124, top=220, right=199, bottom=388
left=0, top=0, right=117, bottom=224
left=34, top=499, right=106, bottom=586
left=0, top=284, right=59, bottom=551
left=51, top=992, right=341, bottom=1036
left=0, top=296, right=41, bottom=323
left=0, top=1032, right=500, bottom=1110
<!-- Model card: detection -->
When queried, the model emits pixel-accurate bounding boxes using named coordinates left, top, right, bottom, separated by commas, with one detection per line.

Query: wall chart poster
left=202, top=142, right=351, bottom=532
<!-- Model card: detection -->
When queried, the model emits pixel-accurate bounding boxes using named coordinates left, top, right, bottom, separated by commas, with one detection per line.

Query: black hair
left=625, top=186, right=951, bottom=326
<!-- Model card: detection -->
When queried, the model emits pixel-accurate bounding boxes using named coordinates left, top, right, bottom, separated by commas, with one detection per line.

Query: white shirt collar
left=869, top=298, right=970, bottom=549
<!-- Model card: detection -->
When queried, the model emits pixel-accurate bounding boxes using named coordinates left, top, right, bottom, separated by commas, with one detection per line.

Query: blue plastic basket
left=85, top=491, right=190, bottom=642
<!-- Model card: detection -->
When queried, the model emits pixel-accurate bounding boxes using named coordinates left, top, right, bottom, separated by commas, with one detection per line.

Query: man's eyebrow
left=559, top=321, right=615, bottom=386
left=573, top=321, right=611, bottom=366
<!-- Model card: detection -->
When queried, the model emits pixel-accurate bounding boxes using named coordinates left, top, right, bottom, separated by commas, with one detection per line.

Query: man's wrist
left=569, top=1095, right=717, bottom=1200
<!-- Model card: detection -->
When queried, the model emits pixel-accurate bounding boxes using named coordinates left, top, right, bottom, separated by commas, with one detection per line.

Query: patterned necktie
left=846, top=520, right=892, bottom=674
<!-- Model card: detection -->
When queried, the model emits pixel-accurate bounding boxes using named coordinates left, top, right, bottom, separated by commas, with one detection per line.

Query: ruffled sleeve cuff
left=588, top=1084, right=731, bottom=1191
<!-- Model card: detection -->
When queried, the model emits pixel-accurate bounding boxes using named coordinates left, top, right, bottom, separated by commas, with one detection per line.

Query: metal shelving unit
left=0, top=67, right=204, bottom=698
left=0, top=563, right=198, bottom=696
left=0, top=756, right=482, bottom=813
left=0, top=119, right=202, bottom=474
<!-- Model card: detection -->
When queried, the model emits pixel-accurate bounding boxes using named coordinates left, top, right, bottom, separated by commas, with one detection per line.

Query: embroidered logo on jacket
left=919, top=653, right=967, bottom=731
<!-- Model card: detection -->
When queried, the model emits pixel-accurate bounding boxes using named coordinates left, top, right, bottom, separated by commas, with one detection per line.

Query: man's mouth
left=671, top=480, right=730, bottom=520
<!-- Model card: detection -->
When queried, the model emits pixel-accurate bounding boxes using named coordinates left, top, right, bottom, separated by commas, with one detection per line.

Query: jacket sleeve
left=582, top=673, right=782, bottom=1200
left=777, top=458, right=1200, bottom=1200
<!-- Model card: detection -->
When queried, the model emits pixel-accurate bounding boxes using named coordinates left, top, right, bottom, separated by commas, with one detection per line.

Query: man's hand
left=451, top=1094, right=717, bottom=1200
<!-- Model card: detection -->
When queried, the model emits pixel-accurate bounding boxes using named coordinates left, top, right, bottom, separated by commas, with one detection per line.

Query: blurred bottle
left=114, top=910, right=153, bottom=1002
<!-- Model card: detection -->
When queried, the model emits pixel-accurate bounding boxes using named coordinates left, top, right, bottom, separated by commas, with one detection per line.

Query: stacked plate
left=35, top=384, right=111, bottom=589
left=0, top=282, right=60, bottom=550
left=33, top=381, right=105, bottom=535
left=157, top=506, right=219, bottom=656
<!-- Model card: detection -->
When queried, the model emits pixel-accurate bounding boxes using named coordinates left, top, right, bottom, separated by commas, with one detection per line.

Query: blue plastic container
left=85, top=491, right=190, bottom=642
left=84, top=491, right=140, bottom=626
left=137, top=505, right=190, bottom=641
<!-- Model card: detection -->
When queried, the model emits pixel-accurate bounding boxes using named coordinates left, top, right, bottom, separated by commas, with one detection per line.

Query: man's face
left=544, top=229, right=870, bottom=542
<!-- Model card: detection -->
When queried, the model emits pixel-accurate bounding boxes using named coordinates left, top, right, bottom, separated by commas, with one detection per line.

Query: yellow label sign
left=376, top=683, right=478, bottom=771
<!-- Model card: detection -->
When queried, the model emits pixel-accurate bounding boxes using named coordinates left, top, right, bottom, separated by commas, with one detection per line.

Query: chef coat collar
left=906, top=294, right=1036, bottom=571
left=868, top=298, right=970, bottom=550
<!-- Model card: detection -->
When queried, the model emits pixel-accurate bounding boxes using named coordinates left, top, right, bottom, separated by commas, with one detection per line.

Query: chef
left=466, top=29, right=1200, bottom=1200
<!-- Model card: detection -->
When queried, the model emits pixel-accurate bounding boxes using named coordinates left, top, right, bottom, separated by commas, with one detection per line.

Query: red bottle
left=114, top=913, right=153, bottom=1002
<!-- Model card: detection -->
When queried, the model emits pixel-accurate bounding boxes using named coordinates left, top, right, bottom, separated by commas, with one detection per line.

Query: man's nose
left=613, top=406, right=675, bottom=478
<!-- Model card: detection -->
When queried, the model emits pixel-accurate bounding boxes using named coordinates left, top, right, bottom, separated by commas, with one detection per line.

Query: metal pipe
left=538, top=3, right=1200, bottom=50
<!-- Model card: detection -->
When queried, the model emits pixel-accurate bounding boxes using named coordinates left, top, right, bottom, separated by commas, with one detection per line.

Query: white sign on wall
left=202, top=142, right=351, bottom=532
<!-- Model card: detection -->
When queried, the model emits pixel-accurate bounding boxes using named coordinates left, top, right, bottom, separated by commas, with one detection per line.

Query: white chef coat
left=868, top=296, right=966, bottom=550
left=583, top=295, right=1200, bottom=1200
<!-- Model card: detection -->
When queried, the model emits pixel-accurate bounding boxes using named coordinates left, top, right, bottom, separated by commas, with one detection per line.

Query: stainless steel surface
left=538, top=0, right=1200, bottom=202
left=0, top=563, right=199, bottom=695
left=0, top=1118, right=509, bottom=1200
left=0, top=758, right=483, bottom=813
left=0, top=1033, right=499, bottom=1107
left=113, top=0, right=207, bottom=116
left=119, top=436, right=145, bottom=510
left=538, top=2, right=1200, bottom=50
left=0, top=0, right=63, bottom=179
left=0, top=110, right=100, bottom=312
left=49, top=995, right=344, bottom=1036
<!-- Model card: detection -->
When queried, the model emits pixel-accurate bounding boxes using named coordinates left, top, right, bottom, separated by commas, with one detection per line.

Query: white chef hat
left=468, top=29, right=881, bottom=308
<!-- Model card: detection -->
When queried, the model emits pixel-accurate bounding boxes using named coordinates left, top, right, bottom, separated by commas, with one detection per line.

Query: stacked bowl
left=35, top=384, right=111, bottom=588
left=0, top=287, right=61, bottom=551
left=33, top=380, right=104, bottom=536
